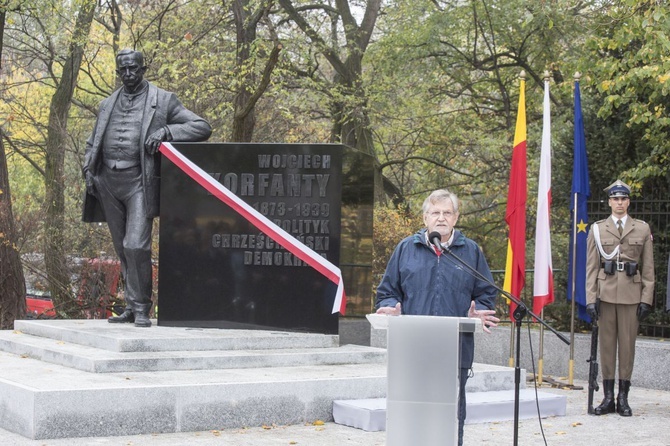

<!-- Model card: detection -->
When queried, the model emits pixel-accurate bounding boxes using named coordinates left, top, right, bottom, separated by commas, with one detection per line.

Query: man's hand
left=586, top=303, right=599, bottom=321
left=376, top=302, right=401, bottom=316
left=144, top=127, right=171, bottom=155
left=468, top=301, right=499, bottom=334
left=637, top=302, right=652, bottom=322
left=85, top=171, right=96, bottom=196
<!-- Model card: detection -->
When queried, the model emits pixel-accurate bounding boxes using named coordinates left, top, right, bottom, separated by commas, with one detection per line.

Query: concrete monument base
left=0, top=319, right=567, bottom=440
left=0, top=320, right=386, bottom=440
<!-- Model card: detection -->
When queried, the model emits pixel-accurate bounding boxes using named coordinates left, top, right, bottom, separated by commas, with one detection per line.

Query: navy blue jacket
left=376, top=228, right=497, bottom=369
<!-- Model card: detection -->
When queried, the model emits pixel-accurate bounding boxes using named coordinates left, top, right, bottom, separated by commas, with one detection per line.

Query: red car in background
left=25, top=258, right=124, bottom=319
left=25, top=289, right=57, bottom=319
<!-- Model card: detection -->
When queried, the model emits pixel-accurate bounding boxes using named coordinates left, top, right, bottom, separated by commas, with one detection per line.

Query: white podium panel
left=371, top=315, right=480, bottom=446
left=386, top=400, right=456, bottom=445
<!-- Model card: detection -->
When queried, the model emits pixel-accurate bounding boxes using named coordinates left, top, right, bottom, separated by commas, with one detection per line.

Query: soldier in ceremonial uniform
left=586, top=179, right=654, bottom=416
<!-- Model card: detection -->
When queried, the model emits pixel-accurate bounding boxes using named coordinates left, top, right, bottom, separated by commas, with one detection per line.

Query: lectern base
left=384, top=316, right=472, bottom=446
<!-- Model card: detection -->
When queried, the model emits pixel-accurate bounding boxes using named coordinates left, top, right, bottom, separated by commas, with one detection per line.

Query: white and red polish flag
left=159, top=142, right=346, bottom=314
left=532, top=77, right=554, bottom=315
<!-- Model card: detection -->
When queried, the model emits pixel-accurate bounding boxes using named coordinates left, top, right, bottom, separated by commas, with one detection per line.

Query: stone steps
left=0, top=319, right=388, bottom=439
left=12, top=319, right=339, bottom=351
left=0, top=349, right=388, bottom=439
left=0, top=326, right=385, bottom=373
left=0, top=319, right=559, bottom=441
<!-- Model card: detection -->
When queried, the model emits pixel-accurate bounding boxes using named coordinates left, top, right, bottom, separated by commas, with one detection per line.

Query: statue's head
left=116, top=49, right=146, bottom=92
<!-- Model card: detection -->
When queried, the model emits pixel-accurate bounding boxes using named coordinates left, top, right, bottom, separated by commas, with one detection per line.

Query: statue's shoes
left=134, top=313, right=152, bottom=328
left=108, top=311, right=134, bottom=324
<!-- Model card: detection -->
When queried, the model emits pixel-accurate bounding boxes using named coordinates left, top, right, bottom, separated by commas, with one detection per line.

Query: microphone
left=428, top=231, right=443, bottom=253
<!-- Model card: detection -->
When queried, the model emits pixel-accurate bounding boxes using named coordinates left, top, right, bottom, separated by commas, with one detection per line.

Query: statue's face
left=116, top=53, right=146, bottom=91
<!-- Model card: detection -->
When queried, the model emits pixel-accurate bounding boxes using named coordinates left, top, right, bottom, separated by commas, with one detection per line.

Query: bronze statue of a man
left=82, top=49, right=212, bottom=327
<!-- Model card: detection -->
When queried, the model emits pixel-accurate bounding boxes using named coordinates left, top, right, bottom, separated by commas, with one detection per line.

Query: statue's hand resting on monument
left=145, top=126, right=172, bottom=155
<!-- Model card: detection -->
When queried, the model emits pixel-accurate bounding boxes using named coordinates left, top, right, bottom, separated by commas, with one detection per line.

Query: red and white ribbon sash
left=159, top=142, right=346, bottom=314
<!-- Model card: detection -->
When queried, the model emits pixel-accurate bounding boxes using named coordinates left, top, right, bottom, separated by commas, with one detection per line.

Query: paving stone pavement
left=1, top=377, right=668, bottom=446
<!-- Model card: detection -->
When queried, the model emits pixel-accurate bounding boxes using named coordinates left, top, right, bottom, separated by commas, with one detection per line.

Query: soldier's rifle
left=587, top=300, right=600, bottom=414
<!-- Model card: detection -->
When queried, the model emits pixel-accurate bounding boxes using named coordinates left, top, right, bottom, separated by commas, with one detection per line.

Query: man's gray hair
left=422, top=189, right=460, bottom=214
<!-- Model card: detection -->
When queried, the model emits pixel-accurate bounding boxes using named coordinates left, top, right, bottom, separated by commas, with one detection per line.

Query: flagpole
left=509, top=322, right=515, bottom=367
left=538, top=308, right=545, bottom=384
left=569, top=191, right=578, bottom=386
left=557, top=72, right=591, bottom=390
left=505, top=70, right=527, bottom=369
left=567, top=71, right=585, bottom=386
left=536, top=71, right=552, bottom=385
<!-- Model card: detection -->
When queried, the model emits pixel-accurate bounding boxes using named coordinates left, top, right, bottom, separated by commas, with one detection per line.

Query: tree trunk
left=278, top=0, right=385, bottom=201
left=230, top=0, right=279, bottom=142
left=333, top=56, right=383, bottom=201
left=0, top=2, right=27, bottom=329
left=43, top=0, right=97, bottom=316
left=0, top=128, right=27, bottom=329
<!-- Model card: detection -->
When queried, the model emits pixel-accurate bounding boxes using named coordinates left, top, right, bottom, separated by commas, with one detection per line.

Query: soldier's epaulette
left=595, top=218, right=607, bottom=224
left=632, top=217, right=648, bottom=225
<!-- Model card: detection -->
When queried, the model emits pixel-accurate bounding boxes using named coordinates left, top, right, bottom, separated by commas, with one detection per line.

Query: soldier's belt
left=601, top=261, right=638, bottom=276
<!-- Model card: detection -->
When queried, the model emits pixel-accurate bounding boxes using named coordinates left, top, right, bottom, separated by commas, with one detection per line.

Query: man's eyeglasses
left=426, top=210, right=455, bottom=219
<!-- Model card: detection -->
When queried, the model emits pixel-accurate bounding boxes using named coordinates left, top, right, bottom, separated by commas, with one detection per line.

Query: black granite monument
left=158, top=143, right=373, bottom=334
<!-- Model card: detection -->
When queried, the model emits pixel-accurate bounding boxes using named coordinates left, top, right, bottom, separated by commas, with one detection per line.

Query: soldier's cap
left=604, top=179, right=631, bottom=198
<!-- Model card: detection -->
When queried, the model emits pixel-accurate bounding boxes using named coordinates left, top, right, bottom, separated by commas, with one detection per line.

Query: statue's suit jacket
left=82, top=82, right=211, bottom=222
left=586, top=215, right=655, bottom=306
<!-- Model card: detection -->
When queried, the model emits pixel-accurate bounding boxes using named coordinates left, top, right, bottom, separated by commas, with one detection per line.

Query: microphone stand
left=440, top=245, right=570, bottom=446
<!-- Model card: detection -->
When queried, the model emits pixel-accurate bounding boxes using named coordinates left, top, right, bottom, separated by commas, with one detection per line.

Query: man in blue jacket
left=376, top=188, right=499, bottom=446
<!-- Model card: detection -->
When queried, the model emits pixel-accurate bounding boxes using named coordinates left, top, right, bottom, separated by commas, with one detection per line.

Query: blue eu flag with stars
left=567, top=80, right=591, bottom=323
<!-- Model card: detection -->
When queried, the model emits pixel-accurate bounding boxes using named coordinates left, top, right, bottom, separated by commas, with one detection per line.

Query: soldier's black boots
left=617, top=380, right=632, bottom=417
left=594, top=379, right=616, bottom=415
